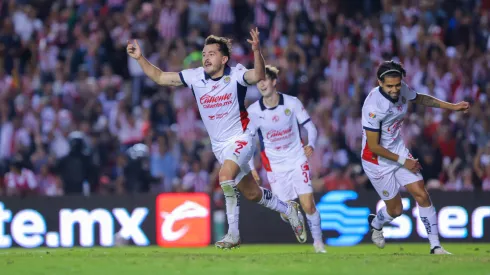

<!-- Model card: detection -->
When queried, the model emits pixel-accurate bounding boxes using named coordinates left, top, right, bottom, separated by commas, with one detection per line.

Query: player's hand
left=304, top=145, right=314, bottom=158
left=452, top=101, right=470, bottom=113
left=251, top=169, right=261, bottom=185
left=127, top=39, right=142, bottom=60
left=247, top=27, right=261, bottom=52
left=404, top=158, right=422, bottom=174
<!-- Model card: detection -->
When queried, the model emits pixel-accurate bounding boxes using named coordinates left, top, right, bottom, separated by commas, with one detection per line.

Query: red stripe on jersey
left=362, top=142, right=379, bottom=165
left=239, top=111, right=250, bottom=131
left=237, top=83, right=249, bottom=131
left=260, top=151, right=272, bottom=172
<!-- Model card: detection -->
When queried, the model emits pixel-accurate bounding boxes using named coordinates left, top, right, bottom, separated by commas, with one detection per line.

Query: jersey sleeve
left=361, top=104, right=386, bottom=132
left=246, top=105, right=259, bottom=135
left=235, top=63, right=251, bottom=87
left=293, top=97, right=311, bottom=125
left=303, top=121, right=318, bottom=149
left=178, top=68, right=199, bottom=87
left=402, top=81, right=417, bottom=101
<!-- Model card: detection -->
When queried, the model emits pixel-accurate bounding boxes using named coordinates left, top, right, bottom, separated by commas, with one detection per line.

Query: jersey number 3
left=302, top=172, right=309, bottom=183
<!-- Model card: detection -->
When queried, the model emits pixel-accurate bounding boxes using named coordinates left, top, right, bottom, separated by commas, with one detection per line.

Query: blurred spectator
left=322, top=166, right=355, bottom=192
left=4, top=155, right=38, bottom=197
left=181, top=157, right=210, bottom=193
left=474, top=141, right=490, bottom=191
left=37, top=163, right=63, bottom=196
left=150, top=134, right=178, bottom=192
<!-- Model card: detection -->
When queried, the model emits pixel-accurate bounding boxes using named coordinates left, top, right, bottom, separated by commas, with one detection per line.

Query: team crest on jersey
left=402, top=96, right=406, bottom=104
left=369, top=112, right=376, bottom=118
left=284, top=108, right=291, bottom=116
left=382, top=190, right=389, bottom=197
left=224, top=76, right=231, bottom=84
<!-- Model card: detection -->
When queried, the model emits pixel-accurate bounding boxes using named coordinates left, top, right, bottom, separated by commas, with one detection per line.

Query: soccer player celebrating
left=361, top=60, right=470, bottom=254
left=127, top=29, right=306, bottom=249
left=248, top=65, right=325, bottom=253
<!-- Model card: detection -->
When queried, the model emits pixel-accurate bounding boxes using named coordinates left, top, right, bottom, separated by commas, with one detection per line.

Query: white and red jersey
left=361, top=82, right=417, bottom=174
left=179, top=64, right=251, bottom=153
left=5, top=169, right=38, bottom=192
left=247, top=93, right=316, bottom=172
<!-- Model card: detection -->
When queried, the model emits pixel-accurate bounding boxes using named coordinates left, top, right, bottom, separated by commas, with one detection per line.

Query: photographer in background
left=124, top=143, right=160, bottom=193
left=56, top=132, right=94, bottom=195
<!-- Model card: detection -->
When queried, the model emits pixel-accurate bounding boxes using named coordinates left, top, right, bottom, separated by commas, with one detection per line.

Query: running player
left=248, top=65, right=326, bottom=253
left=361, top=60, right=470, bottom=254
left=127, top=28, right=306, bottom=249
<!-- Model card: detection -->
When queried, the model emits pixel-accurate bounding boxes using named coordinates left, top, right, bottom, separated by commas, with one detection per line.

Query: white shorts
left=267, top=161, right=313, bottom=202
left=214, top=132, right=254, bottom=184
left=362, top=160, right=423, bottom=200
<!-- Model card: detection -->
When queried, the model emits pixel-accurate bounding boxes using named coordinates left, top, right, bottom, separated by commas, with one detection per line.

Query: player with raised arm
left=127, top=29, right=306, bottom=249
left=248, top=65, right=325, bottom=253
left=361, top=60, right=470, bottom=254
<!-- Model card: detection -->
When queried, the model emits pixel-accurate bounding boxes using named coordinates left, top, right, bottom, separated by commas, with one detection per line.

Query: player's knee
left=242, top=185, right=262, bottom=201
left=218, top=168, right=233, bottom=183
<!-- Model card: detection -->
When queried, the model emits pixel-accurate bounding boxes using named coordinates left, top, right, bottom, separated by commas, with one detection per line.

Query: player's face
left=202, top=44, right=228, bottom=77
left=379, top=76, right=402, bottom=101
left=257, top=76, right=276, bottom=97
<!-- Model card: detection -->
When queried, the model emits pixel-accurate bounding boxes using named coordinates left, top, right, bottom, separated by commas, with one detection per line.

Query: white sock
left=371, top=206, right=395, bottom=230
left=258, top=187, right=290, bottom=215
left=418, top=204, right=441, bottom=249
left=306, top=211, right=322, bottom=244
left=220, top=180, right=240, bottom=236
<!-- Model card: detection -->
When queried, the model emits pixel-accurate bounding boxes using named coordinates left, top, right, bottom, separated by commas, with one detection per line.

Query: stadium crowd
left=0, top=0, right=490, bottom=198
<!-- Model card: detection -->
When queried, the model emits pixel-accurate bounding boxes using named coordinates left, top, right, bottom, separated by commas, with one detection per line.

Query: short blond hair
left=265, top=65, right=279, bottom=80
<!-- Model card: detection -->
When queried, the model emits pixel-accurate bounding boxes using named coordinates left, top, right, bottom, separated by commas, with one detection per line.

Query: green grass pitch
left=1, top=243, right=489, bottom=275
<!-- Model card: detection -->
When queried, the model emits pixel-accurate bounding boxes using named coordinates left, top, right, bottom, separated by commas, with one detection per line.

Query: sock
left=220, top=180, right=240, bottom=237
left=371, top=206, right=395, bottom=230
left=418, top=204, right=441, bottom=249
left=306, top=211, right=323, bottom=244
left=258, top=187, right=290, bottom=215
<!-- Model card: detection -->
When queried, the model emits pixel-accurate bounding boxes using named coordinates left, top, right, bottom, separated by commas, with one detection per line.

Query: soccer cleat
left=280, top=212, right=289, bottom=223
left=368, top=214, right=385, bottom=249
left=430, top=246, right=452, bottom=255
left=215, top=233, right=241, bottom=250
left=287, top=201, right=307, bottom=243
left=313, top=241, right=327, bottom=253
left=279, top=201, right=301, bottom=223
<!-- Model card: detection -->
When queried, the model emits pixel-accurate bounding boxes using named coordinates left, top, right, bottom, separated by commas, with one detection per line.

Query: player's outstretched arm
left=365, top=130, right=421, bottom=173
left=244, top=28, right=266, bottom=85
left=127, top=40, right=183, bottom=87
left=414, top=93, right=470, bottom=112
